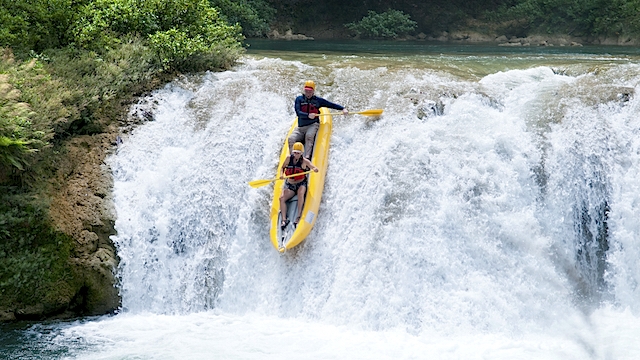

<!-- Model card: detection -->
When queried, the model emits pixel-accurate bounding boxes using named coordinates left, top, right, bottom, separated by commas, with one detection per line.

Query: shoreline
left=264, top=29, right=640, bottom=47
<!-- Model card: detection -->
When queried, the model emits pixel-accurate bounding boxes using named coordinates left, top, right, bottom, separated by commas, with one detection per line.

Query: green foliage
left=0, top=0, right=249, bottom=71
left=488, top=0, right=640, bottom=36
left=43, top=38, right=160, bottom=135
left=0, top=38, right=165, bottom=175
left=0, top=0, right=80, bottom=52
left=0, top=0, right=247, bottom=316
left=72, top=0, right=244, bottom=71
left=0, top=0, right=246, bottom=180
left=149, top=29, right=242, bottom=72
left=210, top=0, right=276, bottom=37
left=346, top=9, right=417, bottom=39
left=0, top=191, right=76, bottom=308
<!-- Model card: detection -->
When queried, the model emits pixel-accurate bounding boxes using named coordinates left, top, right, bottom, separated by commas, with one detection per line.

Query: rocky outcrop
left=405, top=31, right=640, bottom=46
left=0, top=126, right=122, bottom=322
left=268, top=29, right=314, bottom=40
left=418, top=31, right=588, bottom=46
left=496, top=35, right=584, bottom=46
left=46, top=126, right=121, bottom=318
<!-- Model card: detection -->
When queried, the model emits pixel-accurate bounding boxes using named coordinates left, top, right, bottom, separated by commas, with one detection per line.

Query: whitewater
left=16, top=48, right=640, bottom=359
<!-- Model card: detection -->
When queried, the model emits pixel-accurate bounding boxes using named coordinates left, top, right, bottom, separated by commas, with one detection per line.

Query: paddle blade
left=248, top=178, right=275, bottom=188
left=356, top=109, right=384, bottom=116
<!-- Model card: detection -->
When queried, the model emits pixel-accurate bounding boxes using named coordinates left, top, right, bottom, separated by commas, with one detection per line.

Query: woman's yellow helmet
left=293, top=142, right=304, bottom=153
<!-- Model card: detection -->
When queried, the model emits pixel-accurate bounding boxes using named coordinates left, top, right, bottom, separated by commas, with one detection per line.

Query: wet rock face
left=46, top=129, right=121, bottom=318
left=1, top=126, right=121, bottom=321
left=0, top=129, right=123, bottom=322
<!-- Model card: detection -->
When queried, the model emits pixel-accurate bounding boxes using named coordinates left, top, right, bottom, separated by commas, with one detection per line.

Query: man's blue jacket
left=294, top=94, right=344, bottom=127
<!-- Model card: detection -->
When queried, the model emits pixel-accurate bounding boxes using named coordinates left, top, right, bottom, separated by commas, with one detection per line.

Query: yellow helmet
left=303, top=80, right=315, bottom=90
left=293, top=142, right=304, bottom=153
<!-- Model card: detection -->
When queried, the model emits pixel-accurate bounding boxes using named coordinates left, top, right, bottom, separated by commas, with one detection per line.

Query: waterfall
left=90, top=56, right=640, bottom=357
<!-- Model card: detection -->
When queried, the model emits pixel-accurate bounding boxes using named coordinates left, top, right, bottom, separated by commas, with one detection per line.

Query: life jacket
left=284, top=155, right=306, bottom=182
left=300, top=96, right=320, bottom=117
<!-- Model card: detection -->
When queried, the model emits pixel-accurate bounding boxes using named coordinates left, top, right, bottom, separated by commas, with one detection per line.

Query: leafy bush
left=0, top=0, right=79, bottom=52
left=1, top=0, right=247, bottom=179
left=149, top=30, right=242, bottom=72
left=346, top=9, right=417, bottom=39
left=210, top=0, right=276, bottom=37
left=0, top=38, right=163, bottom=174
left=72, top=0, right=243, bottom=71
left=43, top=38, right=160, bottom=136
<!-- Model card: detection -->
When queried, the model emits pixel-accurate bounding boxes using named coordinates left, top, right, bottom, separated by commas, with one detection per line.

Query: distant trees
left=211, top=0, right=276, bottom=37
left=488, top=0, right=640, bottom=37
left=265, top=0, right=640, bottom=38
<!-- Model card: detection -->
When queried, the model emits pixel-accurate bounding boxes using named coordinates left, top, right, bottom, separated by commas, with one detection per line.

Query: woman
left=280, top=142, right=318, bottom=229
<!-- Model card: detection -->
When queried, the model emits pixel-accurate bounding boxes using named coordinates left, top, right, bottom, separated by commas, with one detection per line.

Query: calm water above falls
left=4, top=41, right=640, bottom=359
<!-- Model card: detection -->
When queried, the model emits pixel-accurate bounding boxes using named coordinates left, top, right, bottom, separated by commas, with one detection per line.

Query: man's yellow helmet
left=303, top=80, right=315, bottom=90
left=293, top=142, right=304, bottom=153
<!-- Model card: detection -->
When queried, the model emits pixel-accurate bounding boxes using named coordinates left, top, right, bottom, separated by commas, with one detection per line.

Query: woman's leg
left=294, top=185, right=306, bottom=225
left=279, top=188, right=295, bottom=225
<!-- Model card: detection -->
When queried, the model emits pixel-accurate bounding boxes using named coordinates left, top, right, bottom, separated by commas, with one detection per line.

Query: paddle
left=248, top=170, right=314, bottom=188
left=319, top=109, right=384, bottom=117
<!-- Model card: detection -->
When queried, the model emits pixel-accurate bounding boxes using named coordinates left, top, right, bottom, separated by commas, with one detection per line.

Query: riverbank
left=267, top=28, right=640, bottom=46
left=267, top=21, right=640, bottom=46
left=420, top=31, right=638, bottom=46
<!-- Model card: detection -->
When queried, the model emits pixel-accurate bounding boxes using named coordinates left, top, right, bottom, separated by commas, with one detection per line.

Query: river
left=3, top=40, right=640, bottom=359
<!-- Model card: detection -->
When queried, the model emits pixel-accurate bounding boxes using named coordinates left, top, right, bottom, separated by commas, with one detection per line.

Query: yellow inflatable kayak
left=269, top=107, right=332, bottom=252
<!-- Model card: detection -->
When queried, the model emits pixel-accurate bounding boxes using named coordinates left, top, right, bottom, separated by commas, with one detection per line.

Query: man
left=280, top=142, right=319, bottom=229
left=290, top=80, right=348, bottom=159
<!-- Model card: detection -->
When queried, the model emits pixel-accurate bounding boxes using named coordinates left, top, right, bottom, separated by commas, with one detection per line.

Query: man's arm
left=317, top=97, right=344, bottom=111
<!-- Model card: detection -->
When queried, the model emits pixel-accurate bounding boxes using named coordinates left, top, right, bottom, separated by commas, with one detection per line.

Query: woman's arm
left=303, top=158, right=319, bottom=172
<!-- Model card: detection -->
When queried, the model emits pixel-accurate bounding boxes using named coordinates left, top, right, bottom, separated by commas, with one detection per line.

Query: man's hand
left=313, top=167, right=319, bottom=173
left=342, top=109, right=349, bottom=115
left=309, top=113, right=317, bottom=119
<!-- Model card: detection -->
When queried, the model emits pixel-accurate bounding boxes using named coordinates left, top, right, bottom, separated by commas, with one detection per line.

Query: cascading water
left=33, top=50, right=640, bottom=359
